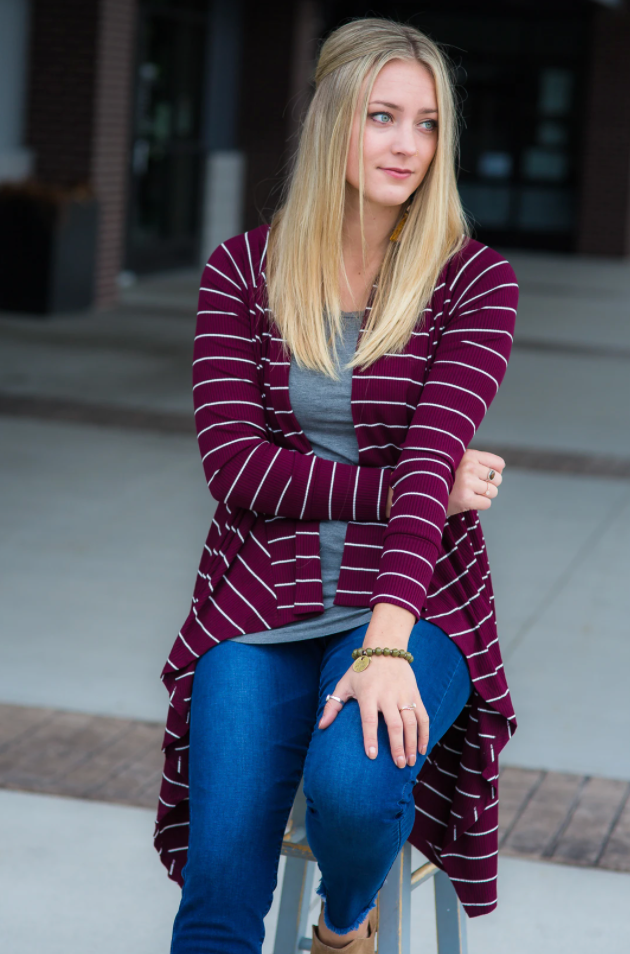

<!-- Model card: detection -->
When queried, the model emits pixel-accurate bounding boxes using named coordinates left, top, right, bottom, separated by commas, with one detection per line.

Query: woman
left=157, top=17, right=518, bottom=954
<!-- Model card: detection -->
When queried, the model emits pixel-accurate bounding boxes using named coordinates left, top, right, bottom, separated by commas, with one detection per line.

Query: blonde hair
left=266, top=17, right=470, bottom=378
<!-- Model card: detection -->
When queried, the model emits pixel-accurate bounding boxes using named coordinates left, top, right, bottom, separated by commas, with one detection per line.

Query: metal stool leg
left=274, top=854, right=316, bottom=953
left=378, top=841, right=412, bottom=954
left=434, top=869, right=468, bottom=954
left=274, top=781, right=316, bottom=954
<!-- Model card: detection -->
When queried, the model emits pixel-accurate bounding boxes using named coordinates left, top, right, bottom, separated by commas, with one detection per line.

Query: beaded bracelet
left=351, top=646, right=414, bottom=672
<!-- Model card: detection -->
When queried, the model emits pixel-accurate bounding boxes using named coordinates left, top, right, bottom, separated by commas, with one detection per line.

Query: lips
left=379, top=167, right=414, bottom=179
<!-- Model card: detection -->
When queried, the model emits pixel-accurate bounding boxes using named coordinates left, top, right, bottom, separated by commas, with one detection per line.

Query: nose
left=391, top=122, right=417, bottom=157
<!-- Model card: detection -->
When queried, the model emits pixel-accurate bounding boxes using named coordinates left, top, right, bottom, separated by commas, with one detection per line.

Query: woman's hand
left=446, top=448, right=505, bottom=516
left=318, top=656, right=429, bottom=767
left=385, top=448, right=505, bottom=519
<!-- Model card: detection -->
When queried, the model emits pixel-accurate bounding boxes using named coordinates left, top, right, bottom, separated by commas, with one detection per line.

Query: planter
left=0, top=181, right=98, bottom=314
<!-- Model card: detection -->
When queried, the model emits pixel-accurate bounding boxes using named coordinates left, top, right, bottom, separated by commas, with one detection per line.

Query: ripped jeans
left=170, top=618, right=472, bottom=953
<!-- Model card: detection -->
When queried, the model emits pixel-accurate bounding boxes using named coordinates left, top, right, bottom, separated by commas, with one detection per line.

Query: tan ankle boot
left=311, top=901, right=377, bottom=953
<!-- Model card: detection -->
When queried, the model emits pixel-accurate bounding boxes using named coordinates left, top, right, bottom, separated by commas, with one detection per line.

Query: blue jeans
left=170, top=619, right=472, bottom=953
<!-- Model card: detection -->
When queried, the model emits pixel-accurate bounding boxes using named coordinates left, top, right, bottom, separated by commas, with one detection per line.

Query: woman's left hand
left=446, top=448, right=505, bottom=516
left=318, top=655, right=429, bottom=767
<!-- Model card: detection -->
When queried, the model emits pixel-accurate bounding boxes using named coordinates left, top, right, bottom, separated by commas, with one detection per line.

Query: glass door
left=126, top=0, right=209, bottom=272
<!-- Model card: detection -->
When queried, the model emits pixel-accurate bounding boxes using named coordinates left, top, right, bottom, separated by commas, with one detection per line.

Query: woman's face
left=346, top=58, right=439, bottom=210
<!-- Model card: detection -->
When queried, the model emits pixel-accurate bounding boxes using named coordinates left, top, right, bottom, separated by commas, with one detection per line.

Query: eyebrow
left=369, top=100, right=438, bottom=115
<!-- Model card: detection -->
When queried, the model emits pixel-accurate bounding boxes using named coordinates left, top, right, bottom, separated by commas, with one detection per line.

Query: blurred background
left=0, top=1, right=629, bottom=952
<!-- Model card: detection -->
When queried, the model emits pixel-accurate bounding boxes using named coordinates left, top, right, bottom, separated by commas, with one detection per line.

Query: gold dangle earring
left=389, top=198, right=414, bottom=242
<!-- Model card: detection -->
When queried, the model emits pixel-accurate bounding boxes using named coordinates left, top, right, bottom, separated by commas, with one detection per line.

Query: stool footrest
left=281, top=839, right=316, bottom=862
left=411, top=861, right=439, bottom=889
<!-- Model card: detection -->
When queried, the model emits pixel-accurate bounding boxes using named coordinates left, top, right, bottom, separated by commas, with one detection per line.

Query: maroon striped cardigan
left=155, top=224, right=519, bottom=916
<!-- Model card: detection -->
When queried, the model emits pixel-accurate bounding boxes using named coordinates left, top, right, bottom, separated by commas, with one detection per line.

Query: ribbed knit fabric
left=154, top=224, right=519, bottom=917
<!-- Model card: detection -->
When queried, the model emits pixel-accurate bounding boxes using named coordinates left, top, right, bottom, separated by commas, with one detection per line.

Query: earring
left=389, top=210, right=408, bottom=242
left=389, top=201, right=413, bottom=242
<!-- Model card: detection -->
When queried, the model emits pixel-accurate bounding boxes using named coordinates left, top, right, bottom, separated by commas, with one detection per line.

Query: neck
left=341, top=186, right=403, bottom=262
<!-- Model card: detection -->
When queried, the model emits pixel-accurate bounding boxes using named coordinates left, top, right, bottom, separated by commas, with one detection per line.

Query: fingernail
left=408, top=755, right=416, bottom=766
left=397, top=756, right=405, bottom=768
left=368, top=746, right=377, bottom=759
left=420, top=745, right=427, bottom=755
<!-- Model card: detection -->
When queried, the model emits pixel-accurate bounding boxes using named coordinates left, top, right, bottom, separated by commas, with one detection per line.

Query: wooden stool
left=274, top=781, right=467, bottom=954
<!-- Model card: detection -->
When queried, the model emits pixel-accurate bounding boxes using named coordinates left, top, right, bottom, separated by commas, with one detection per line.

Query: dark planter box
left=0, top=182, right=98, bottom=314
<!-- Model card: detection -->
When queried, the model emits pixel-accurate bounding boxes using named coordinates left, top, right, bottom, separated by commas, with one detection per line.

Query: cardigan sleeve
left=194, top=238, right=391, bottom=522
left=369, top=245, right=519, bottom=619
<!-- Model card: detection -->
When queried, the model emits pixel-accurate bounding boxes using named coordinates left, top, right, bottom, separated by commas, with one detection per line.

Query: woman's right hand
left=385, top=448, right=505, bottom=519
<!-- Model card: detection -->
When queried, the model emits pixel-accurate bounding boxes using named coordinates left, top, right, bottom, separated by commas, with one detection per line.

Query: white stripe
left=199, top=287, right=242, bottom=303
left=223, top=442, right=265, bottom=503
left=224, top=577, right=272, bottom=628
left=423, top=379, right=488, bottom=413
left=177, top=630, right=200, bottom=657
left=449, top=244, right=487, bottom=290
left=299, top=457, right=316, bottom=520
left=456, top=282, right=519, bottom=312
left=250, top=447, right=282, bottom=509
left=220, top=242, right=247, bottom=288
left=462, top=339, right=508, bottom=367
left=206, top=262, right=240, bottom=289
left=414, top=805, right=448, bottom=826
left=191, top=608, right=220, bottom=643
left=236, top=554, right=277, bottom=598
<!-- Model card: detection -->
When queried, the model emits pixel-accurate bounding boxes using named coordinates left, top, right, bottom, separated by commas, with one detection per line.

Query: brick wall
left=25, top=0, right=137, bottom=306
left=25, top=1, right=100, bottom=186
left=577, top=7, right=630, bottom=257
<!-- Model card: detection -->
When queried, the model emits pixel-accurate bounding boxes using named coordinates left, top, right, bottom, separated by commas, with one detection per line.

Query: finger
left=382, top=703, right=406, bottom=768
left=471, top=494, right=492, bottom=511
left=415, top=698, right=430, bottom=755
left=399, top=707, right=418, bottom=766
left=472, top=463, right=503, bottom=486
left=359, top=696, right=380, bottom=760
left=467, top=449, right=506, bottom=474
left=473, top=477, right=499, bottom=499
left=318, top=685, right=351, bottom=729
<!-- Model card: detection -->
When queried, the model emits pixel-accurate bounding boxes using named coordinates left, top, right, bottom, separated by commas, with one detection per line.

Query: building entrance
left=125, top=0, right=209, bottom=273
left=322, top=0, right=592, bottom=252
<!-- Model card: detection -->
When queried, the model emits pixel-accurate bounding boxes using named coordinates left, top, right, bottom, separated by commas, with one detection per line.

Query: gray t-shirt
left=232, top=312, right=374, bottom=643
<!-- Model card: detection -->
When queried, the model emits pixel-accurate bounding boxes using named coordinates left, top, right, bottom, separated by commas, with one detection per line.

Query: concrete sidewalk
left=3, top=790, right=629, bottom=954
left=1, top=248, right=629, bottom=951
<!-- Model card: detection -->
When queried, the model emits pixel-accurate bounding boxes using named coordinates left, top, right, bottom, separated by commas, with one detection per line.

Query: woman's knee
left=303, top=706, right=410, bottom=828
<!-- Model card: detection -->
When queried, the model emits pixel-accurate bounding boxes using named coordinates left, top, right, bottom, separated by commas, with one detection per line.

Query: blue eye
left=369, top=111, right=392, bottom=124
left=420, top=119, right=438, bottom=131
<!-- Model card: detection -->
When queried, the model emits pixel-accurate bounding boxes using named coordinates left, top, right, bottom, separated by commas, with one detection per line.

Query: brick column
left=25, top=0, right=137, bottom=306
left=577, top=6, right=630, bottom=257
left=91, top=0, right=137, bottom=307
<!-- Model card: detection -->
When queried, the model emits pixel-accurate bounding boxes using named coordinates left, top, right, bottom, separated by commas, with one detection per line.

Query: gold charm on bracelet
left=352, top=655, right=371, bottom=672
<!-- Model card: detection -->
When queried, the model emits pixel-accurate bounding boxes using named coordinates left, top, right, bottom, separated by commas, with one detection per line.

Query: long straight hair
left=266, top=18, right=470, bottom=378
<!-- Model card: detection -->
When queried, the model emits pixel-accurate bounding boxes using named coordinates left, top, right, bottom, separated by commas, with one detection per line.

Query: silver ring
left=326, top=694, right=344, bottom=705
left=399, top=703, right=417, bottom=711
left=487, top=469, right=496, bottom=481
